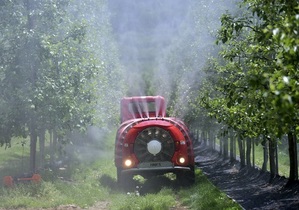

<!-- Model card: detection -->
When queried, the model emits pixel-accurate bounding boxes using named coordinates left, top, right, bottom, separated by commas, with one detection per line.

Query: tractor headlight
left=179, top=157, right=186, bottom=164
left=124, top=159, right=132, bottom=167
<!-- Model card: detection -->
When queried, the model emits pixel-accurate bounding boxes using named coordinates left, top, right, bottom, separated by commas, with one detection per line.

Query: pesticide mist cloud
left=108, top=0, right=238, bottom=118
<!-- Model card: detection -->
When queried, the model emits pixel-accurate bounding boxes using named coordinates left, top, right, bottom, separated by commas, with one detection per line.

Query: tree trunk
left=261, top=137, right=268, bottom=172
left=30, top=128, right=37, bottom=172
left=39, top=129, right=46, bottom=168
left=50, top=130, right=54, bottom=164
left=229, top=131, right=235, bottom=162
left=206, top=131, right=213, bottom=149
left=252, top=138, right=255, bottom=167
left=209, top=131, right=214, bottom=150
left=203, top=131, right=207, bottom=146
left=212, top=132, right=216, bottom=150
left=233, top=133, right=236, bottom=160
left=52, top=130, right=58, bottom=163
left=288, top=132, right=298, bottom=181
left=238, top=136, right=245, bottom=167
left=269, top=139, right=278, bottom=180
left=246, top=137, right=251, bottom=167
left=223, top=135, right=228, bottom=158
left=220, top=136, right=223, bottom=155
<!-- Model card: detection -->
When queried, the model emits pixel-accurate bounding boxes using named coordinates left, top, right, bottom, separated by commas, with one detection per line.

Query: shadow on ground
left=195, top=145, right=299, bottom=210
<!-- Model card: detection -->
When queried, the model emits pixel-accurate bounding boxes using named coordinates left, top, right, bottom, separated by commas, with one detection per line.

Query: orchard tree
left=201, top=0, right=299, bottom=181
left=0, top=0, right=125, bottom=172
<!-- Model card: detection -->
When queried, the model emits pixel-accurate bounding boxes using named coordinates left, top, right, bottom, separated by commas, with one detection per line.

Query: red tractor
left=114, top=96, right=195, bottom=189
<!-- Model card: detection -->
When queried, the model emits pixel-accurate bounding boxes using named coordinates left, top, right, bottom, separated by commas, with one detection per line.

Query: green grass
left=0, top=130, right=242, bottom=210
left=178, top=170, right=241, bottom=210
left=0, top=154, right=113, bottom=209
left=106, top=168, right=241, bottom=210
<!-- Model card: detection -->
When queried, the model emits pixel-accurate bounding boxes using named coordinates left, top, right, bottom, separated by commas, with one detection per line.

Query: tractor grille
left=134, top=127, right=175, bottom=163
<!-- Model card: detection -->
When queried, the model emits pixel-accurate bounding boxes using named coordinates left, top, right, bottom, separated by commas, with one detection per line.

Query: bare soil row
left=195, top=146, right=299, bottom=210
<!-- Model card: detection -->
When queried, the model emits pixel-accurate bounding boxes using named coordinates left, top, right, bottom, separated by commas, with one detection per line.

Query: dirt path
left=0, top=202, right=110, bottom=210
left=195, top=146, right=299, bottom=210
